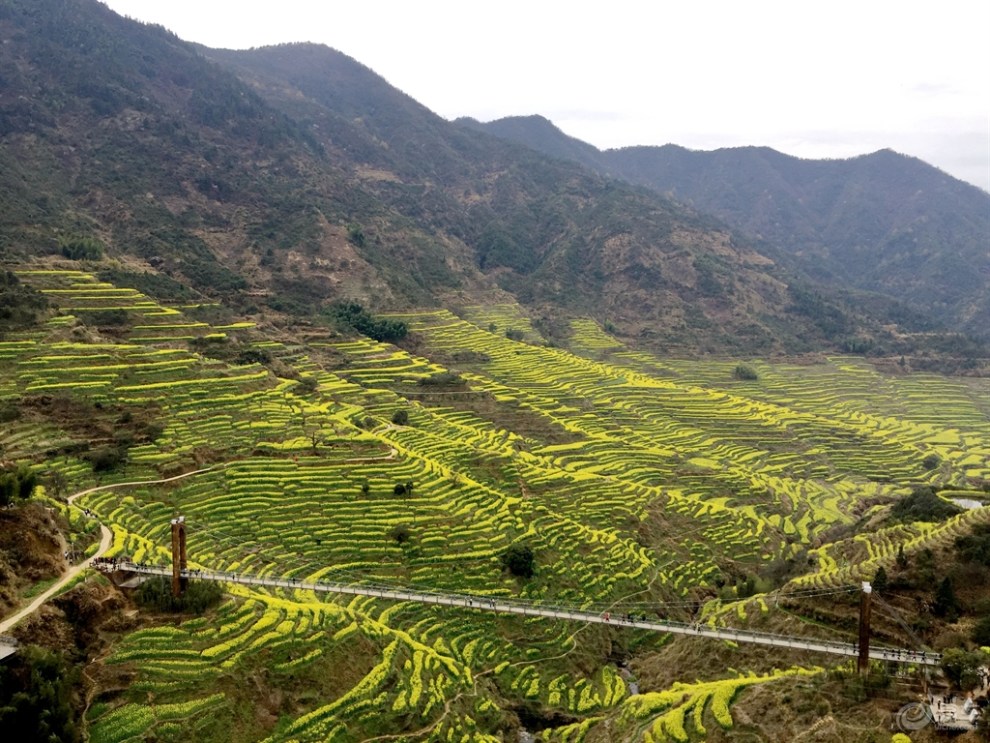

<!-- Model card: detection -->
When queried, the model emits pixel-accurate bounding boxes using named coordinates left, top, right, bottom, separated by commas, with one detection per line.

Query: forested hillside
left=461, top=115, right=990, bottom=340
left=1, top=0, right=979, bottom=357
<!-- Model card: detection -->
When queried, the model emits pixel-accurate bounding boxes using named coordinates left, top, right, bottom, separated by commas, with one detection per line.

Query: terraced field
left=2, top=270, right=988, bottom=742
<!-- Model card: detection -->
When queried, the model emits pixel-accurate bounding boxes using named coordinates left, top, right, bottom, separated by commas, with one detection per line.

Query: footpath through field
left=0, top=467, right=221, bottom=635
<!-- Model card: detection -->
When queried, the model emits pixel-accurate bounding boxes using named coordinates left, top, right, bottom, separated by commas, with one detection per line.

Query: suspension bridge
left=95, top=557, right=942, bottom=668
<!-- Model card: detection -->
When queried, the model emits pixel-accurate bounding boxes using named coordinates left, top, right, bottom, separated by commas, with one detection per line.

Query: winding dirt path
left=0, top=466, right=223, bottom=635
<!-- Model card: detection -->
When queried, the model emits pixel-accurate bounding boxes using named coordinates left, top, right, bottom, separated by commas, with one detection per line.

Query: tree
left=297, top=376, right=319, bottom=394
left=325, top=302, right=407, bottom=342
left=59, top=235, right=104, bottom=260
left=895, top=544, right=908, bottom=569
left=940, top=648, right=986, bottom=689
left=393, top=483, right=406, bottom=497
left=0, top=464, right=37, bottom=507
left=890, top=487, right=961, bottom=523
left=360, top=480, right=371, bottom=498
left=872, top=566, right=888, bottom=593
left=933, top=577, right=959, bottom=620
left=0, top=645, right=80, bottom=742
left=972, top=615, right=990, bottom=647
left=500, top=545, right=535, bottom=579
left=346, top=224, right=365, bottom=248
left=134, top=576, right=223, bottom=614
left=390, top=524, right=411, bottom=545
left=391, top=409, right=409, bottom=426
left=955, top=525, right=990, bottom=566
left=733, top=364, right=759, bottom=381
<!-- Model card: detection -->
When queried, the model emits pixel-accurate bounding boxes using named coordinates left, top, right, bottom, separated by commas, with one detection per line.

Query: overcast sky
left=101, top=0, right=989, bottom=192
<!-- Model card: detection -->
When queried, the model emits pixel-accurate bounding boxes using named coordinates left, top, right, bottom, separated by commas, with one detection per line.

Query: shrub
left=872, top=566, right=888, bottom=593
left=346, top=224, right=365, bottom=248
left=85, top=446, right=128, bottom=473
left=134, top=576, right=223, bottom=614
left=88, top=309, right=129, bottom=327
left=0, top=271, right=48, bottom=332
left=418, top=371, right=464, bottom=387
left=972, top=615, right=990, bottom=646
left=0, top=464, right=37, bottom=506
left=391, top=409, right=409, bottom=426
left=296, top=377, right=318, bottom=394
left=500, top=545, right=535, bottom=579
left=325, top=301, right=407, bottom=342
left=956, top=525, right=990, bottom=566
left=889, top=487, right=961, bottom=523
left=59, top=235, right=104, bottom=260
left=0, top=645, right=80, bottom=742
left=733, top=364, right=758, bottom=381
left=235, top=349, right=272, bottom=366
left=390, top=524, right=412, bottom=545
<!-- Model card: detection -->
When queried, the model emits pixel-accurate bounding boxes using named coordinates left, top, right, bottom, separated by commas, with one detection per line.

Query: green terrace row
left=373, top=315, right=925, bottom=537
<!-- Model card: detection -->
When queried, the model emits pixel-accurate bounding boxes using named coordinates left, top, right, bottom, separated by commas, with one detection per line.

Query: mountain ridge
left=459, top=115, right=990, bottom=339
left=0, top=0, right=984, bottom=359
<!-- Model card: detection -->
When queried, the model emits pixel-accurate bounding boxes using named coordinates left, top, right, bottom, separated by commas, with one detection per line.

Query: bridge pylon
left=857, top=581, right=872, bottom=674
left=170, top=516, right=187, bottom=598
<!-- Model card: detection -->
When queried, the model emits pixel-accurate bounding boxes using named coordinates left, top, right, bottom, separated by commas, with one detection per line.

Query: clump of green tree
left=133, top=576, right=224, bottom=614
left=932, top=576, right=959, bottom=620
left=325, top=302, right=407, bottom=342
left=500, top=544, right=536, bottom=579
left=0, top=463, right=38, bottom=507
left=84, top=445, right=129, bottom=474
left=234, top=348, right=272, bottom=366
left=97, top=269, right=198, bottom=302
left=417, top=371, right=464, bottom=387
left=59, top=235, right=104, bottom=260
left=87, top=308, right=129, bottom=327
left=732, top=363, right=759, bottom=381
left=0, top=645, right=81, bottom=742
left=940, top=647, right=990, bottom=690
left=954, top=524, right=990, bottom=566
left=871, top=565, right=888, bottom=593
left=972, top=615, right=990, bottom=646
left=0, top=271, right=48, bottom=333
left=889, top=486, right=961, bottom=523
left=346, top=224, right=366, bottom=248
left=390, top=524, right=412, bottom=545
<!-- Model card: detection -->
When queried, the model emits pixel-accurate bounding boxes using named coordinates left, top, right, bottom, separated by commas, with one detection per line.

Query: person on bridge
left=603, top=612, right=610, bottom=622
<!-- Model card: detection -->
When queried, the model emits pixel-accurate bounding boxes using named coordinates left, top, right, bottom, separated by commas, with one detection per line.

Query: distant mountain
left=456, top=115, right=606, bottom=173
left=463, top=116, right=990, bottom=339
left=0, top=0, right=980, bottom=356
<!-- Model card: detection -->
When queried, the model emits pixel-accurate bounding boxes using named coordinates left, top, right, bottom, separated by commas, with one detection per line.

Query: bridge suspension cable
left=95, top=559, right=941, bottom=668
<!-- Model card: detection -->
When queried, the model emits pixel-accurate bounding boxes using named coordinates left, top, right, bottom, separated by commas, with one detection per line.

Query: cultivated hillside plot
left=2, top=268, right=988, bottom=742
